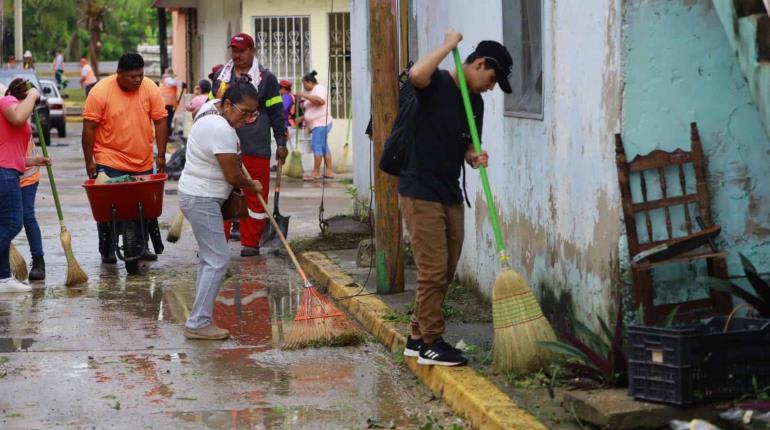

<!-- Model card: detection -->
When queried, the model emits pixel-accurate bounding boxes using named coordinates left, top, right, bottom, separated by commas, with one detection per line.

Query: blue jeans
left=95, top=164, right=153, bottom=257
left=21, top=182, right=43, bottom=258
left=311, top=124, right=332, bottom=156
left=0, top=168, right=23, bottom=279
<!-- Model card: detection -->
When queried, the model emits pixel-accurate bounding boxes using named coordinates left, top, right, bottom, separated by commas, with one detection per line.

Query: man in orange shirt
left=82, top=53, right=169, bottom=264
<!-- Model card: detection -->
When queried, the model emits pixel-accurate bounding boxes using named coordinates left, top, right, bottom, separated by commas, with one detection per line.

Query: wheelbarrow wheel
left=123, top=221, right=141, bottom=275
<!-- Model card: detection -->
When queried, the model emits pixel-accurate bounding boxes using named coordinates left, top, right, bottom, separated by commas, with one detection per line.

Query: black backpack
left=376, top=67, right=417, bottom=177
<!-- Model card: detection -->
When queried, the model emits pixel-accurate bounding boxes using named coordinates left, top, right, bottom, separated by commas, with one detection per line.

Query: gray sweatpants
left=179, top=192, right=229, bottom=330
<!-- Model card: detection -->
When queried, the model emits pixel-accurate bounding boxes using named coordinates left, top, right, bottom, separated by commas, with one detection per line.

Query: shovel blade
left=261, top=213, right=290, bottom=249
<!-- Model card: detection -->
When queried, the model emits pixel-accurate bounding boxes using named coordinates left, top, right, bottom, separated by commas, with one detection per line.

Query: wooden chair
left=615, top=122, right=732, bottom=324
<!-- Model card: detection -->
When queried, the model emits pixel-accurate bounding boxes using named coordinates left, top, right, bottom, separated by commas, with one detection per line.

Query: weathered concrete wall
left=197, top=0, right=242, bottom=79
left=623, top=0, right=770, bottom=297
left=412, top=0, right=625, bottom=327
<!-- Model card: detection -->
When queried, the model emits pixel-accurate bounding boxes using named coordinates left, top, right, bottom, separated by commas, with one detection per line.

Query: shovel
left=260, top=162, right=290, bottom=250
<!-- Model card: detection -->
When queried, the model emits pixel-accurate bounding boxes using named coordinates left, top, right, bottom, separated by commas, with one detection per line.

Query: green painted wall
left=623, top=0, right=770, bottom=303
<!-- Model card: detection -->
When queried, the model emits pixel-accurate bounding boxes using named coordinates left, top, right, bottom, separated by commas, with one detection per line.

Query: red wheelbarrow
left=83, top=173, right=168, bottom=274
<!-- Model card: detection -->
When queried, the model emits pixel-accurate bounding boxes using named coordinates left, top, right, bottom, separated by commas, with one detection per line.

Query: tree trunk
left=89, top=25, right=101, bottom=77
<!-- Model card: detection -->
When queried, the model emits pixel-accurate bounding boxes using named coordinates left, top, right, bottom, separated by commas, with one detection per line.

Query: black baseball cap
left=473, top=40, right=513, bottom=94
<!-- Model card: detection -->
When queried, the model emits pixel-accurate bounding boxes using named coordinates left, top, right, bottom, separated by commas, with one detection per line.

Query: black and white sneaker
left=417, top=338, right=468, bottom=366
left=404, top=338, right=423, bottom=357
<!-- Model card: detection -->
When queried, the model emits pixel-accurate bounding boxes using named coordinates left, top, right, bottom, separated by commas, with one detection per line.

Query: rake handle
left=241, top=164, right=310, bottom=286
left=452, top=47, right=508, bottom=265
left=33, top=108, right=65, bottom=223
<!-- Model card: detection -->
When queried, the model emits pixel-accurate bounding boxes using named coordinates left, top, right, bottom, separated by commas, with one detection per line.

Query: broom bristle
left=60, top=228, right=88, bottom=287
left=282, top=286, right=362, bottom=349
left=491, top=269, right=556, bottom=374
left=9, top=244, right=28, bottom=281
left=285, top=150, right=304, bottom=179
left=166, top=212, right=185, bottom=243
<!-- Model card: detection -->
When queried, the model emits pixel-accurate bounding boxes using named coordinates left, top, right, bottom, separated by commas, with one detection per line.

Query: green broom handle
left=32, top=109, right=65, bottom=223
left=452, top=47, right=508, bottom=264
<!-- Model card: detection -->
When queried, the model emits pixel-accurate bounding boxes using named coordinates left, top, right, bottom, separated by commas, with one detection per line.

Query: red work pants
left=223, top=155, right=270, bottom=247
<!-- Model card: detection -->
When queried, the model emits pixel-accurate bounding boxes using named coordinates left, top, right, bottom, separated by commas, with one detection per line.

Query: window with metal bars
left=328, top=12, right=351, bottom=120
left=253, top=16, right=311, bottom=84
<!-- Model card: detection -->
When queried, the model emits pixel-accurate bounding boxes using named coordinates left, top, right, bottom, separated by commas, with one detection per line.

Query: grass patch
left=282, top=332, right=366, bottom=350
left=382, top=309, right=411, bottom=324
left=62, top=87, right=86, bottom=104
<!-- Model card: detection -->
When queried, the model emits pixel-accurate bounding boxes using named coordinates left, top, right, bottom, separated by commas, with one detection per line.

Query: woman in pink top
left=0, top=79, right=50, bottom=292
left=185, top=79, right=212, bottom=118
left=299, top=70, right=334, bottom=180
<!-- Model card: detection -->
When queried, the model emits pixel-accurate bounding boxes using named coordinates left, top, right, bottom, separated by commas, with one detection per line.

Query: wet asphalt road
left=0, top=124, right=463, bottom=429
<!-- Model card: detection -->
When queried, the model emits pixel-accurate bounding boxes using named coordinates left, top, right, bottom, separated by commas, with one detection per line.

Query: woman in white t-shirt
left=178, top=81, right=262, bottom=340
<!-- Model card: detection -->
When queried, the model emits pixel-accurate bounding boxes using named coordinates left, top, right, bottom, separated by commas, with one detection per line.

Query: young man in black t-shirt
left=400, top=30, right=513, bottom=366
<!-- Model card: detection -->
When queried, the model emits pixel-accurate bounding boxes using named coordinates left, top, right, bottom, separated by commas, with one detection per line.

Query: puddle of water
left=0, top=337, right=35, bottom=352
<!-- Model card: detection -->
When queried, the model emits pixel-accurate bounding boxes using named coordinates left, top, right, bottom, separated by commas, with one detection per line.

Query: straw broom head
left=492, top=268, right=556, bottom=374
left=10, top=244, right=28, bottom=281
left=60, top=227, right=88, bottom=287
left=282, top=287, right=363, bottom=350
left=166, top=212, right=185, bottom=243
left=285, top=150, right=304, bottom=179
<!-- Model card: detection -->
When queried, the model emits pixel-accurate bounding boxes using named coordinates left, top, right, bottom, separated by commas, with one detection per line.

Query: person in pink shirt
left=185, top=79, right=212, bottom=118
left=0, top=79, right=51, bottom=292
left=298, top=70, right=334, bottom=180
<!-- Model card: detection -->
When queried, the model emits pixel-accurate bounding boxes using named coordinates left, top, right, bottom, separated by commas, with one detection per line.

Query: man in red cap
left=210, top=33, right=288, bottom=256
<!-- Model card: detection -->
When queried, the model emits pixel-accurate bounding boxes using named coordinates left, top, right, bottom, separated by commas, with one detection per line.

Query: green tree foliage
left=2, top=0, right=159, bottom=62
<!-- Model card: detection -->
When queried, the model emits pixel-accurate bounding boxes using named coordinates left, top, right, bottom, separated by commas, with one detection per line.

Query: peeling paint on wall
left=623, top=0, right=770, bottom=300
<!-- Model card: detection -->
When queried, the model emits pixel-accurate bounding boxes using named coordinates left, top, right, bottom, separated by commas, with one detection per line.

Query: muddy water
left=0, top=124, right=464, bottom=429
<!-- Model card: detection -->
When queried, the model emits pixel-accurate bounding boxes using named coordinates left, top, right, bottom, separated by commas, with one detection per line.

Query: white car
left=40, top=79, right=66, bottom=137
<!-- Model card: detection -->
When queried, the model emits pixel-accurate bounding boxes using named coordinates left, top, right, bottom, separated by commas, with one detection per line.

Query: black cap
left=473, top=40, right=513, bottom=94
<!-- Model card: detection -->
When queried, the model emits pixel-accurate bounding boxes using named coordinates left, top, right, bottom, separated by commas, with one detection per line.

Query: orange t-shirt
left=83, top=75, right=168, bottom=172
left=20, top=138, right=40, bottom=188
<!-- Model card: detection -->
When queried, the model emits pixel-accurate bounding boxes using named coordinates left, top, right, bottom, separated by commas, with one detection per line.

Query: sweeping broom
left=285, top=78, right=305, bottom=179
left=452, top=48, right=555, bottom=373
left=241, top=166, right=361, bottom=348
left=166, top=212, right=185, bottom=243
left=10, top=244, right=28, bottom=281
left=33, top=108, right=88, bottom=287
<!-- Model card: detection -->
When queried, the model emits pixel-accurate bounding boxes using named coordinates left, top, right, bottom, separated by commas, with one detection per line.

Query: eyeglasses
left=231, top=103, right=260, bottom=120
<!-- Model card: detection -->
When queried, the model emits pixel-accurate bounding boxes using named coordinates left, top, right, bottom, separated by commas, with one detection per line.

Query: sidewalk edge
left=299, top=251, right=547, bottom=430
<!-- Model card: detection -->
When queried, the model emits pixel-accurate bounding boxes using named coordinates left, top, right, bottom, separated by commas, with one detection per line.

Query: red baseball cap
left=279, top=80, right=292, bottom=89
left=229, top=32, right=255, bottom=50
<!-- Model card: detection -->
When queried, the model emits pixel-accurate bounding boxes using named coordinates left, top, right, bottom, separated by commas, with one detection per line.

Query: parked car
left=0, top=69, right=52, bottom=145
left=40, top=79, right=66, bottom=137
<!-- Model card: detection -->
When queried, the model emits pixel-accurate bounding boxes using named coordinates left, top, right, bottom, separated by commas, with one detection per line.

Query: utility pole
left=369, top=0, right=404, bottom=294
left=14, top=0, right=21, bottom=63
left=158, top=8, right=168, bottom=76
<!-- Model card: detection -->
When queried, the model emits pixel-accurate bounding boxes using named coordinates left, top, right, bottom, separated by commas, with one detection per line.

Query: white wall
left=197, top=0, right=243, bottom=79
left=411, top=0, right=624, bottom=326
left=241, top=0, right=353, bottom=172
left=350, top=0, right=372, bottom=207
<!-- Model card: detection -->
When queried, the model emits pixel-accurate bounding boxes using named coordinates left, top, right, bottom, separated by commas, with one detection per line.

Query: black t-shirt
left=398, top=69, right=484, bottom=205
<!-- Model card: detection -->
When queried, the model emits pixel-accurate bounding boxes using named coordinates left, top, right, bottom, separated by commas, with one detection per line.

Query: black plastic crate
left=627, top=317, right=770, bottom=405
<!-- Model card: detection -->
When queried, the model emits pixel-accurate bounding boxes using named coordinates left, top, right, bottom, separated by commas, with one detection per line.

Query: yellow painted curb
left=65, top=116, right=82, bottom=123
left=299, top=251, right=547, bottom=430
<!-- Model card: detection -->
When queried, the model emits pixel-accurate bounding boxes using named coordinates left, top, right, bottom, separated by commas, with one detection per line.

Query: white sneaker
left=0, top=277, right=32, bottom=292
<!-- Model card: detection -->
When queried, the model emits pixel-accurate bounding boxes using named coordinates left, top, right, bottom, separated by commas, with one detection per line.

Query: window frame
left=502, top=0, right=545, bottom=121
